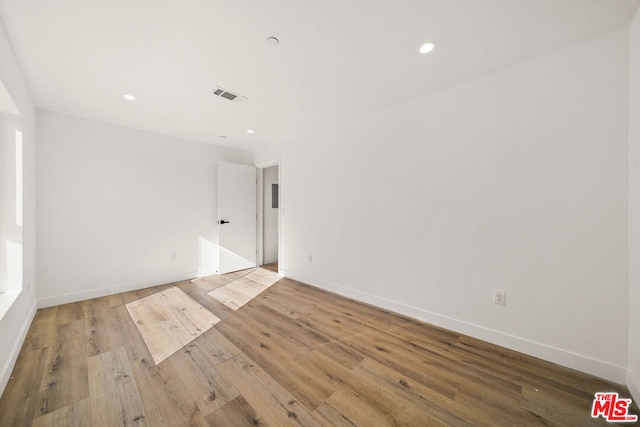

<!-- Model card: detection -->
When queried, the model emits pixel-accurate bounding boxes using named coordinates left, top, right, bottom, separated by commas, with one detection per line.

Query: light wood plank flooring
left=0, top=270, right=637, bottom=426
left=207, top=268, right=280, bottom=311
left=261, top=262, right=278, bottom=273
left=126, top=286, right=221, bottom=364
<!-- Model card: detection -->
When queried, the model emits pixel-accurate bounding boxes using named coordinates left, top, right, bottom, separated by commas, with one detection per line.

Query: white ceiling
left=0, top=0, right=638, bottom=152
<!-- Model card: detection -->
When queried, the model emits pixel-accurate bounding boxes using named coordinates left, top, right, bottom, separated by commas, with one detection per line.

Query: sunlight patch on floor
left=206, top=268, right=281, bottom=311
left=126, top=286, right=220, bottom=364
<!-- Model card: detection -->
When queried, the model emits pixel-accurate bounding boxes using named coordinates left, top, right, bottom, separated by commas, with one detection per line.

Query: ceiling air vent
left=212, top=86, right=247, bottom=103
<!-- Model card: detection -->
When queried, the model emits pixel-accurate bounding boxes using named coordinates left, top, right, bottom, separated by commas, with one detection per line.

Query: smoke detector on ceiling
left=212, top=86, right=247, bottom=103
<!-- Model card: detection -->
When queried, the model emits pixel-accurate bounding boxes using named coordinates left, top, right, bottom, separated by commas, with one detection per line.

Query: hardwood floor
left=0, top=270, right=637, bottom=426
left=261, top=262, right=278, bottom=273
left=125, top=286, right=221, bottom=364
left=207, top=268, right=280, bottom=311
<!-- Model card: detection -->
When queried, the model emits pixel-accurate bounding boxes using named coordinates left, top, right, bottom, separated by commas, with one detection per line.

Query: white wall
left=281, top=29, right=630, bottom=383
left=37, top=110, right=252, bottom=307
left=263, top=166, right=278, bottom=264
left=627, top=9, right=640, bottom=404
left=0, top=19, right=37, bottom=398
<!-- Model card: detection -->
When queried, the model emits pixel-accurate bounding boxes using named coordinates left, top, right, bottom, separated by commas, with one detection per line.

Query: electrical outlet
left=171, top=251, right=176, bottom=260
left=308, top=254, right=313, bottom=262
left=493, top=290, right=506, bottom=306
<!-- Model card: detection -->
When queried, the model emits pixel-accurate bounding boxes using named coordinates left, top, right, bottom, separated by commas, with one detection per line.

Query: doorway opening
left=257, top=161, right=279, bottom=274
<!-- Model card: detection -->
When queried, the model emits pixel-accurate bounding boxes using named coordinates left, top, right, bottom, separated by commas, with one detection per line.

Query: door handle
left=218, top=220, right=230, bottom=224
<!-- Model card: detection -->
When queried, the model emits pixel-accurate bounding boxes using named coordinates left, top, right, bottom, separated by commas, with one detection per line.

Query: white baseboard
left=627, top=369, right=640, bottom=404
left=281, top=268, right=628, bottom=384
left=37, top=271, right=199, bottom=308
left=0, top=299, right=37, bottom=398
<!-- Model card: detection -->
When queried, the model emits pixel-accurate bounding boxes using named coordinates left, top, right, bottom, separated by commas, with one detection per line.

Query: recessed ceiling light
left=123, top=94, right=136, bottom=101
left=266, top=36, right=279, bottom=47
left=418, top=42, right=436, bottom=54
left=247, top=129, right=255, bottom=134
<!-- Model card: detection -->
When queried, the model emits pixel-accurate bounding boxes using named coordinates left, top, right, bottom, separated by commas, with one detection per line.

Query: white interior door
left=218, top=161, right=257, bottom=274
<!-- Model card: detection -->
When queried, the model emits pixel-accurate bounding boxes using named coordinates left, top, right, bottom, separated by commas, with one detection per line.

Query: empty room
left=1, top=0, right=640, bottom=425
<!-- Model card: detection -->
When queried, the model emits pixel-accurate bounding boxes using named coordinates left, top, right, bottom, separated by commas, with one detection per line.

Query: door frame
left=255, top=158, right=281, bottom=273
